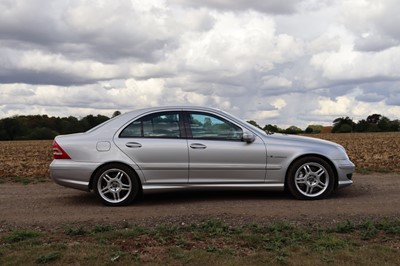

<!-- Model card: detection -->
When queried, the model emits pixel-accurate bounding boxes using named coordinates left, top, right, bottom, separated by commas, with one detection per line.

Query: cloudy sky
left=1, top=0, right=399, bottom=128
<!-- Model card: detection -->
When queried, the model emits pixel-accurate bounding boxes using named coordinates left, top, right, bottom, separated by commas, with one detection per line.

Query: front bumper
left=335, top=160, right=355, bottom=189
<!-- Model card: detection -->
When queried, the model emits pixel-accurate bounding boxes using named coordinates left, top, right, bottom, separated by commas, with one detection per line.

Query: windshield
left=245, top=122, right=271, bottom=136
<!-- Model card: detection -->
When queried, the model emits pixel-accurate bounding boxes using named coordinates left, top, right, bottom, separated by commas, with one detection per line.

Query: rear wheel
left=93, top=164, right=140, bottom=206
left=287, top=157, right=335, bottom=200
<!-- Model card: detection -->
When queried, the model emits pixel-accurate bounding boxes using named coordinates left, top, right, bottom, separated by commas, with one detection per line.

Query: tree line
left=331, top=114, right=400, bottom=133
left=249, top=113, right=399, bottom=134
left=0, top=112, right=120, bottom=141
left=0, top=112, right=398, bottom=140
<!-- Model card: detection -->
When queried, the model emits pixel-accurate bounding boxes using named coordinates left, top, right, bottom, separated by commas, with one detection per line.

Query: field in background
left=0, top=132, right=399, bottom=181
left=311, top=132, right=400, bottom=173
left=0, top=140, right=53, bottom=181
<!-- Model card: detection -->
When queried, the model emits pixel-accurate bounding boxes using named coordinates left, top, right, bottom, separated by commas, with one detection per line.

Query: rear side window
left=120, top=112, right=182, bottom=138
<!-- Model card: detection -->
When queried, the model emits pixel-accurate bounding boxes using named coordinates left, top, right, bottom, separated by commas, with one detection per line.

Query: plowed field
left=312, top=132, right=400, bottom=172
left=0, top=140, right=52, bottom=180
left=0, top=132, right=399, bottom=180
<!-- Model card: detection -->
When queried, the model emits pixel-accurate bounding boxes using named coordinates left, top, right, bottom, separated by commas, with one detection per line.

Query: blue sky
left=1, top=0, right=399, bottom=128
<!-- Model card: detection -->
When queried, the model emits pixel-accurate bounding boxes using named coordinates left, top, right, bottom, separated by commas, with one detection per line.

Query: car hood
left=260, top=133, right=343, bottom=150
left=258, top=133, right=350, bottom=160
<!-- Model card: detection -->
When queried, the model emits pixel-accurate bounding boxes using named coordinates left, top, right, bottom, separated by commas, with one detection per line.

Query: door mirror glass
left=242, top=132, right=255, bottom=143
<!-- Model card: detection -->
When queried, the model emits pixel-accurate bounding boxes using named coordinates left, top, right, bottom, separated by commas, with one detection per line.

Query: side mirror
left=242, top=132, right=255, bottom=143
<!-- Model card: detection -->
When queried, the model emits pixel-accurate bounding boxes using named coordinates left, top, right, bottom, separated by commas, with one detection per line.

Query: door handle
left=190, top=143, right=207, bottom=149
left=125, top=142, right=142, bottom=148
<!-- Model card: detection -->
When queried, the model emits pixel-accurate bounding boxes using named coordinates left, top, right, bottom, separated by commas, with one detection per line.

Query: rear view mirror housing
left=242, top=132, right=256, bottom=143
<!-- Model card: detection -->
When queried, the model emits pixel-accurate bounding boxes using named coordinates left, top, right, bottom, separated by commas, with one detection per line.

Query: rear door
left=114, top=111, right=188, bottom=183
left=186, top=111, right=267, bottom=183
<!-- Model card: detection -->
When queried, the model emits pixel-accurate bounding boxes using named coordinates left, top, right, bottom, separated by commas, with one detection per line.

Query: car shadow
left=58, top=186, right=365, bottom=206
left=56, top=190, right=99, bottom=206
left=59, top=189, right=293, bottom=206
left=329, top=185, right=371, bottom=199
left=136, top=189, right=293, bottom=206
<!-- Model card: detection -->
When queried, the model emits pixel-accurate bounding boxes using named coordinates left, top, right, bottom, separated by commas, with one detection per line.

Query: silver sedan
left=50, top=106, right=354, bottom=206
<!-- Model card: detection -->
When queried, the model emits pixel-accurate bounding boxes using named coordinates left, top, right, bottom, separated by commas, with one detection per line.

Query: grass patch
left=314, top=234, right=349, bottom=252
left=64, top=225, right=87, bottom=236
left=35, top=252, right=61, bottom=264
left=326, top=220, right=356, bottom=233
left=92, top=224, right=113, bottom=233
left=2, top=176, right=48, bottom=185
left=356, top=167, right=392, bottom=174
left=0, top=218, right=399, bottom=265
left=6, top=230, right=40, bottom=243
left=9, top=176, right=34, bottom=185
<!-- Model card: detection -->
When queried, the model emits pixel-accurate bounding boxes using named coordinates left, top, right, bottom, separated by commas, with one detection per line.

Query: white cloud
left=170, top=0, right=301, bottom=14
left=310, top=46, right=400, bottom=81
left=340, top=0, right=400, bottom=51
left=252, top=110, right=280, bottom=121
left=263, top=76, right=292, bottom=89
left=313, top=96, right=353, bottom=116
left=272, top=98, right=287, bottom=110
left=19, top=51, right=123, bottom=79
left=176, top=11, right=278, bottom=74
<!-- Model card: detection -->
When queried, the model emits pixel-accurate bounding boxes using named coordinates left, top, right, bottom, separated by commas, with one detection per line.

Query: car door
left=186, top=111, right=267, bottom=183
left=113, top=111, right=189, bottom=183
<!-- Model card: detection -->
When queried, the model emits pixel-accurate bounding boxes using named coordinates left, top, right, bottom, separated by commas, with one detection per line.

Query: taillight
left=52, top=140, right=71, bottom=159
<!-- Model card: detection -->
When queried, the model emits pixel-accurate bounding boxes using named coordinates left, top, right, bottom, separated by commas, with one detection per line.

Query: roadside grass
left=1, top=218, right=399, bottom=265
left=356, top=167, right=393, bottom=174
left=0, top=176, right=48, bottom=185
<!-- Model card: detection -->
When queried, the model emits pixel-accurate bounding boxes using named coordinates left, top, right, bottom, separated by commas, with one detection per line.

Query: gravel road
left=1, top=174, right=399, bottom=229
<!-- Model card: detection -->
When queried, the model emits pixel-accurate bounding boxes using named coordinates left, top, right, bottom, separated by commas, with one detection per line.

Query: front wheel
left=287, top=157, right=335, bottom=200
left=93, top=164, right=140, bottom=206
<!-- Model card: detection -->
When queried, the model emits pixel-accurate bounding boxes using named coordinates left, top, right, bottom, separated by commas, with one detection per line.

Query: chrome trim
left=338, top=180, right=353, bottom=189
left=339, top=164, right=356, bottom=170
left=142, top=183, right=284, bottom=193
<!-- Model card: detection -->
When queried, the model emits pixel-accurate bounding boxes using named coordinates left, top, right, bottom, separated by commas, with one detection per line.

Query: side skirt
left=142, top=183, right=284, bottom=194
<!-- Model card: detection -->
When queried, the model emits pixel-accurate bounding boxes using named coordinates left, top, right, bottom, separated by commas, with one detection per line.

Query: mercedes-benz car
left=50, top=106, right=354, bottom=206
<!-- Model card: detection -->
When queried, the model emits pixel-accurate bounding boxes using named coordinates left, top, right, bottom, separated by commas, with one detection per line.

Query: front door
left=186, top=112, right=267, bottom=183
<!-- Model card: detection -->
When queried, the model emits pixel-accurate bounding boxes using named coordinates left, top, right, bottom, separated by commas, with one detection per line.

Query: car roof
left=87, top=106, right=232, bottom=135
left=124, top=105, right=224, bottom=114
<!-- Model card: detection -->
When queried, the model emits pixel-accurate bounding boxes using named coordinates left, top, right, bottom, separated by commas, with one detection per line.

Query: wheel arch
left=284, top=154, right=339, bottom=190
left=89, top=161, right=143, bottom=192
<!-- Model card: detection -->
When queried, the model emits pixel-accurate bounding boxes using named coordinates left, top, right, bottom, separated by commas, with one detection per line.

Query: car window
left=120, top=112, right=182, bottom=138
left=188, top=112, right=243, bottom=141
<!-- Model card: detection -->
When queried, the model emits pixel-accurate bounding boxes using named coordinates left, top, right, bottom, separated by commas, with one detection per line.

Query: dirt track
left=1, top=174, right=399, bottom=229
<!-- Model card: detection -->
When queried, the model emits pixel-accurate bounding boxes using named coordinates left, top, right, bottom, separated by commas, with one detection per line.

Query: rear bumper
left=49, top=160, right=99, bottom=191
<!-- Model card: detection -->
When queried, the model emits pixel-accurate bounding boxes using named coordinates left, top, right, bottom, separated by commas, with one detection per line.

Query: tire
left=93, top=164, right=140, bottom=206
left=287, top=157, right=335, bottom=200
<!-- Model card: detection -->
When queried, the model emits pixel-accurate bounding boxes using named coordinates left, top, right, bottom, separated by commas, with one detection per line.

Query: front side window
left=120, top=112, right=182, bottom=138
left=188, top=112, right=243, bottom=141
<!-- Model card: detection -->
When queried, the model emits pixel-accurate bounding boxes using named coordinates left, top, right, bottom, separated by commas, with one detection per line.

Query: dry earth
left=0, top=173, right=399, bottom=230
